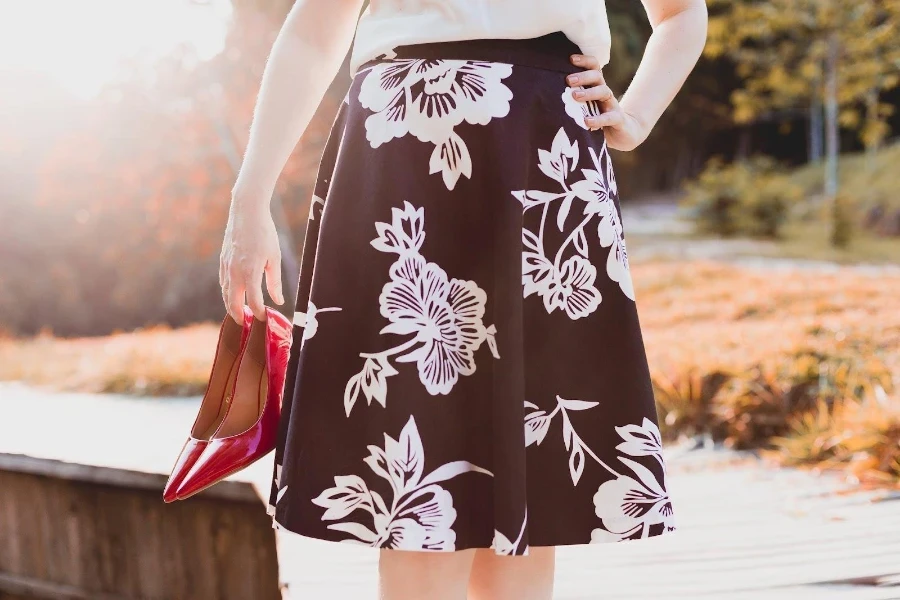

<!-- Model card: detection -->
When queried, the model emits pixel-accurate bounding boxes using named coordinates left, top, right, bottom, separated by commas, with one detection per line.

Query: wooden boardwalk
left=274, top=443, right=900, bottom=599
left=1, top=385, right=898, bottom=599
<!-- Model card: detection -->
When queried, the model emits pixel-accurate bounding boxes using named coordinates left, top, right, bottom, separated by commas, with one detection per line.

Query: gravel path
left=621, top=200, right=900, bottom=275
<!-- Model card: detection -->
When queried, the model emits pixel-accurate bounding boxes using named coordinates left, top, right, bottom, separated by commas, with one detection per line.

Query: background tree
left=706, top=0, right=900, bottom=197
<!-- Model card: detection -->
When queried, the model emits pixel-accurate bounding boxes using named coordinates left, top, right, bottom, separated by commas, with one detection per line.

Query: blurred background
left=0, top=1, right=899, bottom=599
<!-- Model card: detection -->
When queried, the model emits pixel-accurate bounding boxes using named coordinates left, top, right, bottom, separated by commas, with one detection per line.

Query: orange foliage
left=3, top=7, right=349, bottom=337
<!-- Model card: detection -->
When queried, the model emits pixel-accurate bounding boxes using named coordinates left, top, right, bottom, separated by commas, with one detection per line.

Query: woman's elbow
left=647, top=0, right=708, bottom=31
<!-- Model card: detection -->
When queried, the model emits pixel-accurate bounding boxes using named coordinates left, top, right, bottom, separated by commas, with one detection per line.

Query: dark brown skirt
left=268, top=32, right=677, bottom=556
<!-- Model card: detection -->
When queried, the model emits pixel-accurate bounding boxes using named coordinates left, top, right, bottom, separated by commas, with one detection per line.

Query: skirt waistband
left=358, top=32, right=584, bottom=74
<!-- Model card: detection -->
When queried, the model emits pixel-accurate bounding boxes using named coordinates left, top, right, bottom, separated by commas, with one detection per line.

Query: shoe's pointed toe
left=162, top=483, right=179, bottom=504
left=163, top=438, right=208, bottom=503
left=175, top=439, right=244, bottom=499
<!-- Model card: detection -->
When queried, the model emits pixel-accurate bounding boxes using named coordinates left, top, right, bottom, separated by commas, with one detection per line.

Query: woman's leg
left=378, top=549, right=476, bottom=600
left=467, top=547, right=556, bottom=600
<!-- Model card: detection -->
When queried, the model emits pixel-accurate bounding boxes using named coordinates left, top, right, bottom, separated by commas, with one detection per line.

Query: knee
left=379, top=549, right=475, bottom=600
left=468, top=547, right=555, bottom=600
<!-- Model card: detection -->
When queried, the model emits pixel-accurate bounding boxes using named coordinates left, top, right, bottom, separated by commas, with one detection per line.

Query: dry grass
left=637, top=259, right=900, bottom=381
left=635, top=258, right=900, bottom=485
left=0, top=324, right=220, bottom=396
left=1, top=259, right=898, bottom=484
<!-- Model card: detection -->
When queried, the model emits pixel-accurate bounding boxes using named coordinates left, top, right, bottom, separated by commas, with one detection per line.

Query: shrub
left=710, top=348, right=894, bottom=449
left=681, top=156, right=802, bottom=239
left=652, top=366, right=731, bottom=441
left=638, top=259, right=900, bottom=485
left=830, top=193, right=854, bottom=248
left=768, top=387, right=900, bottom=485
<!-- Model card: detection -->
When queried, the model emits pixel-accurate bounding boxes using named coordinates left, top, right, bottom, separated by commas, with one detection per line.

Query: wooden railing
left=0, top=453, right=281, bottom=600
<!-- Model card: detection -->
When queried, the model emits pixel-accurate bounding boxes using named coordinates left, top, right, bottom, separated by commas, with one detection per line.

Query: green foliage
left=706, top=0, right=900, bottom=148
left=787, top=141, right=900, bottom=238
left=680, top=157, right=802, bottom=238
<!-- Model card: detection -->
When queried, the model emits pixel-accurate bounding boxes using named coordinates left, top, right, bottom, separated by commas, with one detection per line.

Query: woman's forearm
left=232, top=0, right=364, bottom=204
left=619, top=1, right=708, bottom=141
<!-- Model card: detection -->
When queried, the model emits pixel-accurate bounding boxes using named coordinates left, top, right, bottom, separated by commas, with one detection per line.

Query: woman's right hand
left=219, top=196, right=285, bottom=324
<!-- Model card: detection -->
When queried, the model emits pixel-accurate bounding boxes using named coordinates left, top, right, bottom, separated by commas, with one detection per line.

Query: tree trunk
left=736, top=128, right=752, bottom=161
left=864, top=88, right=880, bottom=172
left=808, top=83, right=824, bottom=163
left=823, top=33, right=840, bottom=199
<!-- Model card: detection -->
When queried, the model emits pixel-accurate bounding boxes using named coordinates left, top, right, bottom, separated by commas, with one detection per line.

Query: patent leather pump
left=175, top=306, right=292, bottom=500
left=163, top=307, right=254, bottom=503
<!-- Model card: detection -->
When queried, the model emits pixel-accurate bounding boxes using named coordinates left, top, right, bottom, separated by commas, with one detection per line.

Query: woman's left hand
left=567, top=54, right=648, bottom=152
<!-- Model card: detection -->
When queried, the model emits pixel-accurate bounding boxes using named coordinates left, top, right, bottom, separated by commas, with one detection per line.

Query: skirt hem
left=269, top=512, right=678, bottom=556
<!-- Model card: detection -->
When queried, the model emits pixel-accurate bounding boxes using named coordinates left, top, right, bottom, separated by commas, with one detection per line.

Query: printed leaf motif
left=312, top=474, right=374, bottom=521
left=569, top=444, right=586, bottom=485
left=327, top=522, right=379, bottom=543
left=420, top=461, right=494, bottom=487
left=430, top=131, right=472, bottom=191
left=591, top=420, right=675, bottom=543
left=312, top=417, right=493, bottom=551
left=386, top=417, right=426, bottom=493
left=511, top=123, right=635, bottom=313
left=557, top=398, right=601, bottom=411
left=490, top=509, right=530, bottom=557
left=615, top=418, right=663, bottom=457
left=525, top=410, right=553, bottom=446
left=557, top=193, right=575, bottom=231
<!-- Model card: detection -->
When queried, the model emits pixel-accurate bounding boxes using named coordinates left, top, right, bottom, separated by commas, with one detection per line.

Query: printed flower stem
left=539, top=201, right=550, bottom=251
left=553, top=213, right=593, bottom=271
left=360, top=338, right=419, bottom=361
left=558, top=405, right=622, bottom=479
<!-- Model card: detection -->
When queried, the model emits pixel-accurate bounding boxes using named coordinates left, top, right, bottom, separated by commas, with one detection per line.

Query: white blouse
left=349, top=0, right=612, bottom=73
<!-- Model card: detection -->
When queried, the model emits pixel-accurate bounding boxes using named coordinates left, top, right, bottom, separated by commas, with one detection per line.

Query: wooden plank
left=0, top=453, right=259, bottom=504
left=0, top=469, right=281, bottom=600
left=0, top=571, right=131, bottom=600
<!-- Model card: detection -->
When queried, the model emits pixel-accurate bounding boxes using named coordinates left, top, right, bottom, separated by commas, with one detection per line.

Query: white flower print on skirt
left=358, top=57, right=513, bottom=191
left=269, top=32, right=677, bottom=556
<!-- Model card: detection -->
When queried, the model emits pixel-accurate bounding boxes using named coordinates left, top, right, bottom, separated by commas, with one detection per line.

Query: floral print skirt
left=268, top=32, right=677, bottom=556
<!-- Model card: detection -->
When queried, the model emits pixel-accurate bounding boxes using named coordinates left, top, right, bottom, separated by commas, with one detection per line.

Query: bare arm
left=621, top=0, right=709, bottom=140
left=566, top=0, right=708, bottom=151
left=233, top=0, right=365, bottom=200
left=221, top=0, right=364, bottom=323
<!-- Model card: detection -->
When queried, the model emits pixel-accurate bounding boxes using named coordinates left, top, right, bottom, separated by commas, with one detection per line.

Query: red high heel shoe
left=163, top=307, right=254, bottom=503
left=175, top=306, right=292, bottom=500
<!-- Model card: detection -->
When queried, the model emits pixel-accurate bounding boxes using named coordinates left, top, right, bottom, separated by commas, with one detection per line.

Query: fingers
left=225, top=278, right=246, bottom=326
left=567, top=54, right=604, bottom=88
left=244, top=266, right=267, bottom=321
left=570, top=53, right=601, bottom=71
left=586, top=110, right=625, bottom=130
left=264, top=256, right=285, bottom=306
left=566, top=69, right=603, bottom=88
left=571, top=84, right=616, bottom=106
left=566, top=55, right=619, bottom=131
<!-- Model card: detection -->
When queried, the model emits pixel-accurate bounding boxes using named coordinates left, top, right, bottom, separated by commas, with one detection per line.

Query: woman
left=219, top=0, right=707, bottom=598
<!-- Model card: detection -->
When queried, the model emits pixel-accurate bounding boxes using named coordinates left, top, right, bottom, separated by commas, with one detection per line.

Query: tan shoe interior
left=214, top=316, right=268, bottom=439
left=191, top=318, right=244, bottom=439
